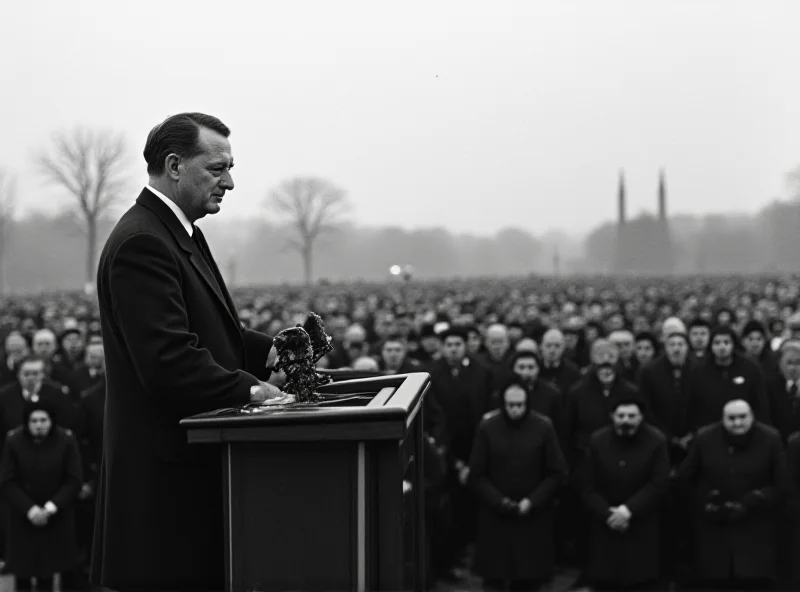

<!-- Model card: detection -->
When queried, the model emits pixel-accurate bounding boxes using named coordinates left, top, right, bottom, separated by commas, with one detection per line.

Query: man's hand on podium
left=250, top=381, right=285, bottom=403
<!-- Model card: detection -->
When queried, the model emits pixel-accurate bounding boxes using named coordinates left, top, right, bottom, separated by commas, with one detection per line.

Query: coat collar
left=135, top=188, right=242, bottom=333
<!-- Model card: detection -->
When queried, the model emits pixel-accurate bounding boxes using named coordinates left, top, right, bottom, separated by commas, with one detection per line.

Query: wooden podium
left=180, top=372, right=430, bottom=592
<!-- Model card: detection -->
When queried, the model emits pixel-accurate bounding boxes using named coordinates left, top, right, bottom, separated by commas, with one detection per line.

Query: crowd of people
left=0, top=275, right=799, bottom=590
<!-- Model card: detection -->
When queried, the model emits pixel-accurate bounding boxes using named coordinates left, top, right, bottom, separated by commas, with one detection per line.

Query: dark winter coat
left=0, top=426, right=82, bottom=578
left=581, top=424, right=670, bottom=587
left=686, top=354, right=769, bottom=431
left=468, top=410, right=568, bottom=580
left=678, top=422, right=789, bottom=582
left=539, top=359, right=582, bottom=398
left=564, top=374, right=639, bottom=473
left=787, top=433, right=800, bottom=586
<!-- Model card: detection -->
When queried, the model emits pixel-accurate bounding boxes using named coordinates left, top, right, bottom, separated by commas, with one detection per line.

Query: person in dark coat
left=0, top=356, right=78, bottom=456
left=678, top=399, right=789, bottom=590
left=787, top=432, right=800, bottom=589
left=686, top=325, right=770, bottom=432
left=581, top=397, right=670, bottom=590
left=506, top=350, right=562, bottom=435
left=469, top=379, right=568, bottom=591
left=741, top=320, right=781, bottom=387
left=563, top=339, right=639, bottom=569
left=91, top=113, right=283, bottom=591
left=766, top=339, right=800, bottom=443
left=637, top=331, right=696, bottom=586
left=426, top=326, right=494, bottom=580
left=0, top=399, right=82, bottom=591
left=539, top=329, right=582, bottom=397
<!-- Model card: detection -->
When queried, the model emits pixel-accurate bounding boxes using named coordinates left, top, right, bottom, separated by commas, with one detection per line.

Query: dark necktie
left=192, top=227, right=214, bottom=271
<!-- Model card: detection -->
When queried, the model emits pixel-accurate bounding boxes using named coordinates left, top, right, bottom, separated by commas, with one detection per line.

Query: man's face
left=780, top=349, right=800, bottom=381
left=486, top=332, right=509, bottom=360
left=32, top=335, right=56, bottom=359
left=689, top=327, right=710, bottom=352
left=711, top=334, right=734, bottom=362
left=4, top=336, right=28, bottom=363
left=592, top=345, right=619, bottom=384
left=175, top=127, right=234, bottom=221
left=723, top=402, right=753, bottom=436
left=85, top=344, right=105, bottom=372
left=421, top=335, right=441, bottom=354
left=28, top=410, right=52, bottom=439
left=610, top=333, right=634, bottom=361
left=503, top=385, right=527, bottom=421
left=442, top=337, right=466, bottom=363
left=541, top=333, right=564, bottom=364
left=18, top=361, right=44, bottom=392
left=513, top=356, right=539, bottom=384
left=665, top=335, right=688, bottom=366
left=742, top=332, right=765, bottom=358
left=381, top=340, right=405, bottom=368
left=508, top=326, right=524, bottom=344
left=612, top=404, right=642, bottom=437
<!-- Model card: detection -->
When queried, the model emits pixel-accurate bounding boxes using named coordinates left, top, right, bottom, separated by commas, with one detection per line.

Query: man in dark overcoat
left=426, top=326, right=494, bottom=580
left=91, top=113, right=283, bottom=591
left=678, top=399, right=789, bottom=590
left=766, top=339, right=800, bottom=443
left=469, top=379, right=568, bottom=591
left=787, top=431, right=800, bottom=588
left=539, top=329, right=582, bottom=397
left=581, top=397, right=670, bottom=590
left=686, top=325, right=769, bottom=432
left=507, top=350, right=562, bottom=435
left=563, top=339, right=639, bottom=568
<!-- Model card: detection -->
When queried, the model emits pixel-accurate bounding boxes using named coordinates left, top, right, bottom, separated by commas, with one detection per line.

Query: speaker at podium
left=180, top=371, right=430, bottom=592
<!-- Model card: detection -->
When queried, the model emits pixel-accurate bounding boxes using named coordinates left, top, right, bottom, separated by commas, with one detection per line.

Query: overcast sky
left=2, top=0, right=799, bottom=237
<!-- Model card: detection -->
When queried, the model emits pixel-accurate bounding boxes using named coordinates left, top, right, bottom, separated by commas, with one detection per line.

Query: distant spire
left=618, top=169, right=626, bottom=226
left=658, top=169, right=666, bottom=221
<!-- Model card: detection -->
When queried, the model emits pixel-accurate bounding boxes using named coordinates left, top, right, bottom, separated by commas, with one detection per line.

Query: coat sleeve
left=242, top=328, right=274, bottom=381
left=527, top=421, right=568, bottom=508
left=788, top=434, right=800, bottom=518
left=104, top=233, right=257, bottom=418
left=50, top=434, right=83, bottom=510
left=468, top=423, right=511, bottom=513
left=581, top=438, right=611, bottom=521
left=741, top=433, right=789, bottom=511
left=0, top=436, right=36, bottom=514
left=624, top=436, right=670, bottom=518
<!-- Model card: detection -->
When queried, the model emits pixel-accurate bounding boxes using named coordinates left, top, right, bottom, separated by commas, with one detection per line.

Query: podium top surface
left=180, top=372, right=430, bottom=443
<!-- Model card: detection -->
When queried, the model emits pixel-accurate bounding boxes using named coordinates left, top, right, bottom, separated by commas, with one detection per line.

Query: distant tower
left=618, top=169, right=627, bottom=225
left=658, top=169, right=667, bottom=221
left=614, top=170, right=628, bottom=274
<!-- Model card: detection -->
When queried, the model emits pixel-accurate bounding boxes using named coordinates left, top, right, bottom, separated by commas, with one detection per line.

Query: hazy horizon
left=3, top=0, right=799, bottom=238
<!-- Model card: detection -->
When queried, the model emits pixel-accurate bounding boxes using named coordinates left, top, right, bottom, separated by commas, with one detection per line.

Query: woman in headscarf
left=0, top=398, right=82, bottom=591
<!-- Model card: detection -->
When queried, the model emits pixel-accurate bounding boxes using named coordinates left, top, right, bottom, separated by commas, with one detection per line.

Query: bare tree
left=265, top=177, right=352, bottom=285
left=36, top=128, right=128, bottom=284
left=0, top=168, right=17, bottom=294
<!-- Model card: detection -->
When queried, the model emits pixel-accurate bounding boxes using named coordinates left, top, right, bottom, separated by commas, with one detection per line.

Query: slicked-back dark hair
left=143, top=112, right=230, bottom=176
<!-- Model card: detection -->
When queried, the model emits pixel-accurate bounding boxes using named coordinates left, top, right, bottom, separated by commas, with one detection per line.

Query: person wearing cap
left=581, top=397, right=669, bottom=591
left=468, top=378, right=568, bottom=591
left=678, top=399, right=789, bottom=590
left=686, top=325, right=770, bottom=432
left=0, top=399, right=83, bottom=591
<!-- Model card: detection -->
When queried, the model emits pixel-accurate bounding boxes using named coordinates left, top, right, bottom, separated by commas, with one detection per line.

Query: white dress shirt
left=146, top=185, right=193, bottom=237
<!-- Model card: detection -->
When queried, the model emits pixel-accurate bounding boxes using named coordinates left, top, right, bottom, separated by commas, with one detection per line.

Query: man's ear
left=165, top=154, right=182, bottom=181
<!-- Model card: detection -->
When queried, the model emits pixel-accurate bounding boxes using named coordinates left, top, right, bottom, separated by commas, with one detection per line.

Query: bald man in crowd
left=679, top=399, right=788, bottom=590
